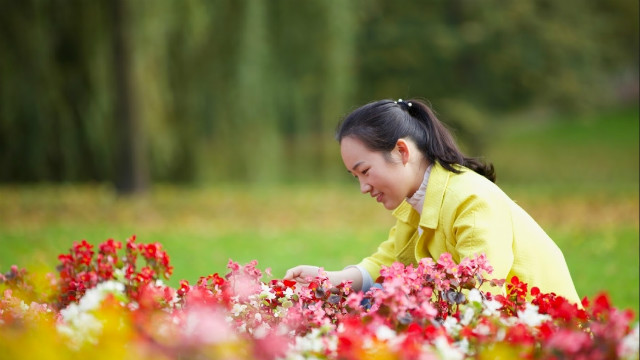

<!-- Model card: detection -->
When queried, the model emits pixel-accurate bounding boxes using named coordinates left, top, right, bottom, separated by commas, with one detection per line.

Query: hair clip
left=395, top=99, right=412, bottom=108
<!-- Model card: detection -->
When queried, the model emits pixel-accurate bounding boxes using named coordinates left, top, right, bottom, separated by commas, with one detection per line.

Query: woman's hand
left=284, top=266, right=364, bottom=292
left=283, top=265, right=321, bottom=284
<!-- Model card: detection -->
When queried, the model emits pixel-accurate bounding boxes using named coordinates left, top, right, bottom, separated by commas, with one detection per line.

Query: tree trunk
left=111, top=0, right=148, bottom=194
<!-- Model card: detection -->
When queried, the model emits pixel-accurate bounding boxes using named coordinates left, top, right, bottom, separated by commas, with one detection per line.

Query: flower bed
left=1, top=236, right=638, bottom=359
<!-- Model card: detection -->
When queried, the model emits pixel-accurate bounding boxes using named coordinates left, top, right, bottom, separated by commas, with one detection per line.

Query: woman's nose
left=359, top=180, right=371, bottom=194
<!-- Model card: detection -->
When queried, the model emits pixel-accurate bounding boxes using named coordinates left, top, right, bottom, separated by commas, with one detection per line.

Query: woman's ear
left=395, top=139, right=411, bottom=165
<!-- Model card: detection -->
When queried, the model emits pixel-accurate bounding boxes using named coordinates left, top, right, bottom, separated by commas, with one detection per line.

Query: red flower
left=135, top=266, right=156, bottom=283
left=591, top=292, right=613, bottom=319
left=57, top=254, right=73, bottom=266
left=73, top=239, right=94, bottom=266
left=99, top=238, right=122, bottom=256
left=537, top=321, right=556, bottom=341
left=531, top=286, right=540, bottom=296
left=177, top=279, right=190, bottom=297
left=126, top=235, right=138, bottom=251
left=505, top=323, right=536, bottom=345
left=507, top=276, right=528, bottom=303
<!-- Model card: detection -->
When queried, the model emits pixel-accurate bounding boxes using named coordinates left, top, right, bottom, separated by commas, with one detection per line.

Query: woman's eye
left=362, top=169, right=369, bottom=175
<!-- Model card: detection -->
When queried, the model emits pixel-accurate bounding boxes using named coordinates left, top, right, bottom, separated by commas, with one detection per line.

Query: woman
left=284, top=98, right=581, bottom=304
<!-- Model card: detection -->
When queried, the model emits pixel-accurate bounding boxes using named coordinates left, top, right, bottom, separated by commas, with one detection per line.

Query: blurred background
left=0, top=0, right=638, bottom=312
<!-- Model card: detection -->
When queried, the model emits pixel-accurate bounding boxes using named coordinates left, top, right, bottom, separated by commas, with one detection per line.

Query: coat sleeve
left=451, top=193, right=514, bottom=294
left=357, top=224, right=398, bottom=282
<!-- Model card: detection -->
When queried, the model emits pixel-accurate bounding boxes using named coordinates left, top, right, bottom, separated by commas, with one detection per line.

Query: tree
left=111, top=0, right=148, bottom=194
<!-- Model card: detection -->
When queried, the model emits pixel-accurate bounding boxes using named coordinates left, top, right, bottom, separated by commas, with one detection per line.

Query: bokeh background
left=1, top=0, right=638, bottom=312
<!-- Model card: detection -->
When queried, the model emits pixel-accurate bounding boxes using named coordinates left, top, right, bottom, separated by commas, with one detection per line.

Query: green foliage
left=0, top=0, right=637, bottom=184
left=356, top=0, right=638, bottom=110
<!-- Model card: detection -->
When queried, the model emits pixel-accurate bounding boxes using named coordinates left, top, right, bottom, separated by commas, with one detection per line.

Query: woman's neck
left=408, top=159, right=430, bottom=197
left=407, top=163, right=432, bottom=214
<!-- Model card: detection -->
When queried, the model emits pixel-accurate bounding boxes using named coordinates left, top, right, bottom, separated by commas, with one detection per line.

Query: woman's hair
left=335, top=99, right=496, bottom=182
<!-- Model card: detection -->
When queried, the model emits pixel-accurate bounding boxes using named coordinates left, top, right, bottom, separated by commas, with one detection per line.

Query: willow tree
left=112, top=0, right=148, bottom=194
left=0, top=0, right=635, bottom=185
left=318, top=0, right=358, bottom=181
left=231, top=0, right=282, bottom=183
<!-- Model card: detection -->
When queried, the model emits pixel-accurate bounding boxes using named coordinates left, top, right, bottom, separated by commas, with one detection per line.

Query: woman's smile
left=340, top=136, right=424, bottom=210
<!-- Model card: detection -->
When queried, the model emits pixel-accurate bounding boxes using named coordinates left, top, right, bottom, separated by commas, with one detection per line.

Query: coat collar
left=392, top=161, right=451, bottom=229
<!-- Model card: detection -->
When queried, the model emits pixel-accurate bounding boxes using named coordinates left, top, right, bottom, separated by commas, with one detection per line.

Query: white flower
left=443, top=316, right=460, bottom=334
left=284, top=287, right=294, bottom=298
left=460, top=306, right=476, bottom=326
left=273, top=307, right=283, bottom=318
left=59, top=303, right=79, bottom=321
left=455, top=338, right=470, bottom=355
left=467, top=289, right=483, bottom=304
left=167, top=291, right=181, bottom=307
left=113, top=268, right=125, bottom=282
left=76, top=280, right=125, bottom=313
left=434, top=335, right=464, bottom=360
left=517, top=303, right=550, bottom=327
left=482, top=298, right=503, bottom=317
left=57, top=280, right=127, bottom=346
left=500, top=316, right=517, bottom=327
left=619, top=324, right=639, bottom=359
left=57, top=310, right=103, bottom=346
left=252, top=323, right=271, bottom=338
left=475, top=323, right=491, bottom=336
left=362, top=337, right=374, bottom=350
left=290, top=328, right=326, bottom=353
left=98, top=279, right=126, bottom=293
left=231, top=303, right=247, bottom=317
left=375, top=325, right=396, bottom=341
left=259, top=284, right=276, bottom=300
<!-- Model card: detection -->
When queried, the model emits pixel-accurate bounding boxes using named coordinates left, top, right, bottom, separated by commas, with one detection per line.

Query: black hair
left=335, top=99, right=496, bottom=183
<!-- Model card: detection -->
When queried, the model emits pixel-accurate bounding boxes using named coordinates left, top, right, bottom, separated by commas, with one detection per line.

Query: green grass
left=487, top=106, right=639, bottom=192
left=554, top=226, right=639, bottom=310
left=0, top=184, right=393, bottom=286
left=0, top=106, right=637, bottom=316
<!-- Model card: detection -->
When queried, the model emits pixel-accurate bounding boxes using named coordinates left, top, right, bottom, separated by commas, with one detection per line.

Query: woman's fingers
left=283, top=265, right=319, bottom=282
left=283, top=266, right=302, bottom=280
left=283, top=267, right=297, bottom=280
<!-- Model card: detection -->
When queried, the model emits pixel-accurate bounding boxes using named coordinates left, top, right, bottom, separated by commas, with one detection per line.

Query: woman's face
left=340, top=136, right=417, bottom=210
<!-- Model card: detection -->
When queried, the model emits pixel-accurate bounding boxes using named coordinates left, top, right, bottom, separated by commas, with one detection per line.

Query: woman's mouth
left=373, top=193, right=383, bottom=203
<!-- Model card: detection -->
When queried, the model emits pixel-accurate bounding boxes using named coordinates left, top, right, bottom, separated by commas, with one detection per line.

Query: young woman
left=284, top=99, right=581, bottom=304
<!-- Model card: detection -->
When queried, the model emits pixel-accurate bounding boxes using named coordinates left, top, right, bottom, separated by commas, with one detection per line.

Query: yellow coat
left=358, top=162, right=582, bottom=304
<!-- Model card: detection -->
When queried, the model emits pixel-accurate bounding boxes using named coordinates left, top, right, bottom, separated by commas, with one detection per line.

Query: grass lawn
left=0, top=106, right=638, bottom=315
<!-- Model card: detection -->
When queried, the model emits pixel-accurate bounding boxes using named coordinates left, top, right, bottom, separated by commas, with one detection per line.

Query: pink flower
left=6, top=240, right=638, bottom=360
left=546, top=329, right=592, bottom=354
left=227, top=259, right=241, bottom=272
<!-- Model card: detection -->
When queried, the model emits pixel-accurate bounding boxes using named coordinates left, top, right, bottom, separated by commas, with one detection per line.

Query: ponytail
left=336, top=98, right=496, bottom=183
left=406, top=99, right=496, bottom=183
